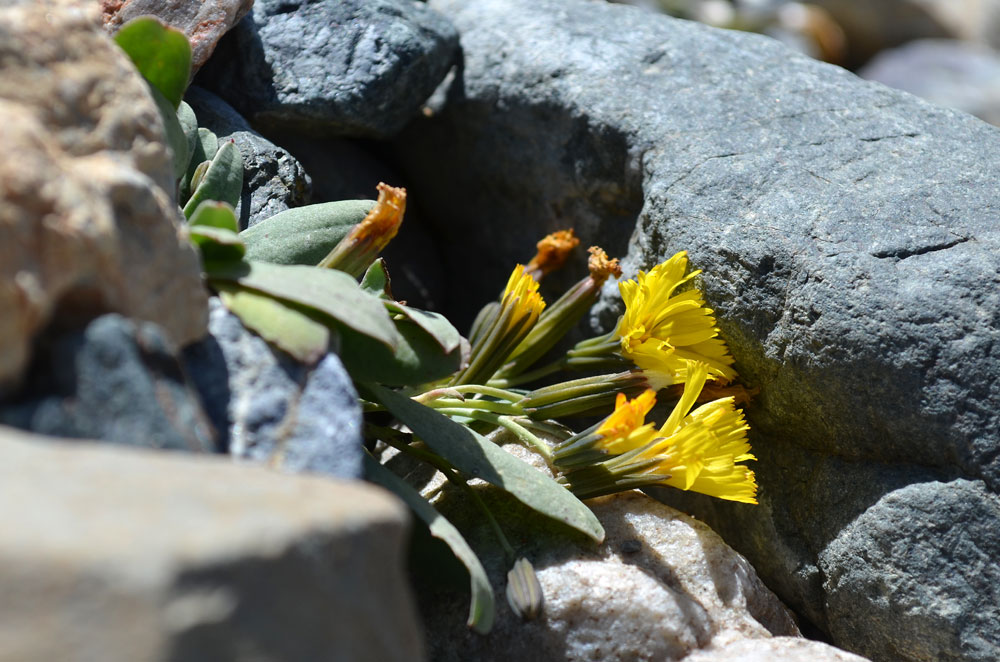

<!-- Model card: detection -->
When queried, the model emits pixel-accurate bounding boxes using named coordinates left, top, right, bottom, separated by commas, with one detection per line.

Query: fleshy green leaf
left=147, top=84, right=189, bottom=180
left=183, top=139, right=243, bottom=218
left=364, top=455, right=495, bottom=634
left=177, top=101, right=199, bottom=171
left=189, top=200, right=239, bottom=232
left=240, top=200, right=374, bottom=266
left=215, top=282, right=330, bottom=364
left=361, top=258, right=392, bottom=297
left=189, top=225, right=245, bottom=264
left=208, top=261, right=399, bottom=350
left=387, top=303, right=463, bottom=354
left=361, top=259, right=462, bottom=354
left=339, top=318, right=465, bottom=386
left=114, top=17, right=191, bottom=109
left=363, top=383, right=605, bottom=543
left=180, top=127, right=217, bottom=202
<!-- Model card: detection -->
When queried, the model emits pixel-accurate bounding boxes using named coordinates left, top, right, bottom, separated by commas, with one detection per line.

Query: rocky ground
left=1, top=1, right=997, bottom=661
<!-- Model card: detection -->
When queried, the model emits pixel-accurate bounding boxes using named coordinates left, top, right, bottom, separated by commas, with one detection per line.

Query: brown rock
left=0, top=0, right=207, bottom=394
left=0, top=425, right=424, bottom=662
left=101, top=0, right=255, bottom=69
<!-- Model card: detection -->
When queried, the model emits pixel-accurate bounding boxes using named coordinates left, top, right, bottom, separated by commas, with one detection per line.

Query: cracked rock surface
left=396, top=1, right=1000, bottom=660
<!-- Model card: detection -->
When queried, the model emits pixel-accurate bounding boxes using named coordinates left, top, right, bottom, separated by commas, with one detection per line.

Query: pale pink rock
left=101, top=0, right=254, bottom=69
left=0, top=0, right=208, bottom=394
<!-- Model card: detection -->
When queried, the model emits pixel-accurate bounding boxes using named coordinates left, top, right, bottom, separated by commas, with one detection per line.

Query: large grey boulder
left=197, top=0, right=460, bottom=138
left=0, top=0, right=208, bottom=395
left=0, top=425, right=422, bottom=661
left=396, top=1, right=1000, bottom=660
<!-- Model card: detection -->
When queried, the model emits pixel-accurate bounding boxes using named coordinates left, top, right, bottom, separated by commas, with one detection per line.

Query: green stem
left=423, top=398, right=524, bottom=416
left=488, top=357, right=568, bottom=388
left=431, top=408, right=553, bottom=462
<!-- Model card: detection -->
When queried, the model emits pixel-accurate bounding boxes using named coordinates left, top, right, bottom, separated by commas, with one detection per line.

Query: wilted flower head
left=525, top=229, right=580, bottom=280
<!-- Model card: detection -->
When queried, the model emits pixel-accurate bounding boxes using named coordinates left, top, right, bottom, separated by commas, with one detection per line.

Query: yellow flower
left=502, top=264, right=546, bottom=329
left=616, top=251, right=736, bottom=388
left=593, top=389, right=658, bottom=455
left=631, top=363, right=756, bottom=503
left=452, top=264, right=545, bottom=385
left=556, top=363, right=756, bottom=504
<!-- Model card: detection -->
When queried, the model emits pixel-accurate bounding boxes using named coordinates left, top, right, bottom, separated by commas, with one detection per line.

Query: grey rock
left=821, top=479, right=1000, bottom=662
left=859, top=39, right=1000, bottom=127
left=0, top=315, right=216, bottom=453
left=0, top=0, right=208, bottom=394
left=185, top=86, right=312, bottom=227
left=0, top=425, right=423, bottom=662
left=100, top=0, right=253, bottom=70
left=396, top=0, right=1000, bottom=659
left=196, top=0, right=460, bottom=138
left=184, top=298, right=364, bottom=479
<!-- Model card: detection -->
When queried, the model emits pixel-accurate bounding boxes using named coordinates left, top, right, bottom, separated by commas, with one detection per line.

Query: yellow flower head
left=452, top=265, right=546, bottom=385
left=594, top=390, right=658, bottom=455
left=557, top=363, right=756, bottom=504
left=616, top=251, right=736, bottom=388
left=633, top=363, right=757, bottom=504
left=502, top=264, right=546, bottom=330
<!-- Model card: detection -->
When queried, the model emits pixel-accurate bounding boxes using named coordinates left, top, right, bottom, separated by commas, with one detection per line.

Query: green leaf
left=339, top=317, right=465, bottom=386
left=180, top=127, right=216, bottom=202
left=208, top=261, right=399, bottom=350
left=361, top=258, right=392, bottom=297
left=114, top=17, right=191, bottom=109
left=147, top=84, right=189, bottom=180
left=387, top=303, right=463, bottom=354
left=240, top=200, right=374, bottom=266
left=189, top=200, right=239, bottom=233
left=183, top=139, right=243, bottom=219
left=364, top=455, right=495, bottom=634
left=363, top=383, right=605, bottom=543
left=177, top=101, right=199, bottom=171
left=215, top=282, right=330, bottom=364
left=189, top=225, right=246, bottom=264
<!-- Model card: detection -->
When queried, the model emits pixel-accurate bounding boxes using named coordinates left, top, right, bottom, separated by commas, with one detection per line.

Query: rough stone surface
left=398, top=1, right=1000, bottom=660
left=685, top=636, right=871, bottom=661
left=100, top=0, right=254, bottom=70
left=407, top=442, right=799, bottom=662
left=821, top=480, right=1000, bottom=662
left=185, top=86, right=312, bottom=227
left=0, top=425, right=423, bottom=662
left=183, top=298, right=364, bottom=479
left=859, top=39, right=1000, bottom=126
left=0, top=0, right=208, bottom=395
left=0, top=315, right=216, bottom=453
left=196, top=0, right=460, bottom=138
